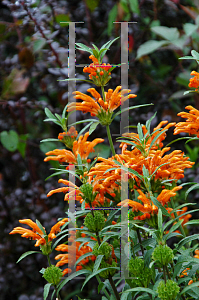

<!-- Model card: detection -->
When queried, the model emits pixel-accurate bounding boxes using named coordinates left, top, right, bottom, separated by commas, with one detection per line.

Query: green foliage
left=0, top=130, right=28, bottom=158
left=84, top=211, right=106, bottom=233
left=152, top=245, right=174, bottom=266
left=157, top=280, right=180, bottom=300
left=43, top=265, right=62, bottom=285
left=128, top=257, right=153, bottom=288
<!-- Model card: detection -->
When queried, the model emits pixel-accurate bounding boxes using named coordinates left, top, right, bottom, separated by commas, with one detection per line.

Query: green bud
left=129, top=257, right=152, bottom=288
left=79, top=183, right=98, bottom=204
left=157, top=280, right=180, bottom=300
left=84, top=211, right=105, bottom=232
left=99, top=259, right=117, bottom=279
left=92, top=242, right=112, bottom=259
left=152, top=245, right=174, bottom=266
left=40, top=242, right=52, bottom=256
left=43, top=265, right=62, bottom=285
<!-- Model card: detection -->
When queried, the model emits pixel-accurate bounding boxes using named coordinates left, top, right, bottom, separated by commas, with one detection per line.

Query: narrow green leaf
left=93, top=255, right=104, bottom=273
left=191, top=50, right=199, bottom=60
left=180, top=281, right=199, bottom=295
left=57, top=269, right=92, bottom=294
left=185, top=183, right=199, bottom=199
left=89, top=122, right=99, bottom=135
left=40, top=138, right=60, bottom=143
left=148, top=128, right=167, bottom=152
left=177, top=234, right=199, bottom=249
left=44, top=283, right=51, bottom=300
left=58, top=78, right=93, bottom=84
left=112, top=104, right=153, bottom=119
left=146, top=112, right=157, bottom=132
left=123, top=287, right=157, bottom=297
left=150, top=196, right=170, bottom=217
left=17, top=251, right=41, bottom=263
left=158, top=209, right=163, bottom=232
left=77, top=153, right=83, bottom=172
left=75, top=252, right=94, bottom=267
left=45, top=108, right=56, bottom=120
left=36, top=219, right=46, bottom=235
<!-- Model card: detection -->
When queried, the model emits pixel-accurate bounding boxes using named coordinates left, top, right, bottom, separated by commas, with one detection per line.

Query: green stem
left=47, top=254, right=52, bottom=267
left=165, top=265, right=171, bottom=280
left=163, top=266, right=167, bottom=284
left=136, top=229, right=144, bottom=256
left=108, top=275, right=120, bottom=300
left=106, top=125, right=116, bottom=156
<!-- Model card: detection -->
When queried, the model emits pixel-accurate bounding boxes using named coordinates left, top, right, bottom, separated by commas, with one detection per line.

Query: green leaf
left=17, top=134, right=28, bottom=158
left=107, top=4, right=118, bottom=36
left=93, top=255, right=104, bottom=273
left=58, top=78, right=93, bottom=84
left=55, top=14, right=70, bottom=27
left=180, top=281, right=199, bottom=295
left=40, top=138, right=60, bottom=143
left=88, top=144, right=110, bottom=159
left=17, top=251, right=41, bottom=263
left=151, top=26, right=179, bottom=41
left=77, top=153, right=83, bottom=172
left=123, top=287, right=157, bottom=297
left=177, top=234, right=199, bottom=249
left=33, top=38, right=46, bottom=53
left=76, top=43, right=93, bottom=54
left=158, top=209, right=162, bottom=232
left=148, top=129, right=167, bottom=152
left=129, top=0, right=140, bottom=14
left=89, top=121, right=99, bottom=135
left=57, top=270, right=92, bottom=294
left=40, top=141, right=60, bottom=154
left=185, top=183, right=199, bottom=199
left=191, top=50, right=199, bottom=60
left=150, top=196, right=170, bottom=217
left=81, top=266, right=119, bottom=290
left=44, top=283, right=51, bottom=300
left=36, top=219, right=46, bottom=235
left=136, top=40, right=168, bottom=59
left=0, top=130, right=19, bottom=152
left=112, top=103, right=153, bottom=119
left=183, top=23, right=198, bottom=36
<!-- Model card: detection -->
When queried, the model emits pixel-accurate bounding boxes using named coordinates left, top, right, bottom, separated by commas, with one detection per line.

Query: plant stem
left=47, top=254, right=52, bottom=267
left=106, top=125, right=116, bottom=156
left=165, top=265, right=171, bottom=279
left=163, top=266, right=167, bottom=284
left=136, top=229, right=144, bottom=256
left=108, top=275, right=120, bottom=300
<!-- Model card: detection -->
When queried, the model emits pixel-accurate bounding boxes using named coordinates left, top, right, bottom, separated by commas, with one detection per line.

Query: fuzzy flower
left=83, top=55, right=112, bottom=86
left=9, top=219, right=68, bottom=250
left=188, top=71, right=199, bottom=91
left=174, top=106, right=199, bottom=137
left=67, top=86, right=137, bottom=125
left=44, top=131, right=104, bottom=164
left=55, top=232, right=96, bottom=276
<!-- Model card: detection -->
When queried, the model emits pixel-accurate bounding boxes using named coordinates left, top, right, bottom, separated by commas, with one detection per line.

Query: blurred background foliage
left=1, top=0, right=199, bottom=299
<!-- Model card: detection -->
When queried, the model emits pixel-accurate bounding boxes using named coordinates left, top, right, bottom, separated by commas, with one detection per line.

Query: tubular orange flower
left=44, top=131, right=104, bottom=164
left=188, top=71, right=199, bottom=91
left=83, top=55, right=112, bottom=86
left=9, top=218, right=68, bottom=247
left=174, top=106, right=199, bottom=137
left=67, top=86, right=137, bottom=125
left=47, top=179, right=84, bottom=202
left=55, top=232, right=96, bottom=275
left=117, top=186, right=182, bottom=219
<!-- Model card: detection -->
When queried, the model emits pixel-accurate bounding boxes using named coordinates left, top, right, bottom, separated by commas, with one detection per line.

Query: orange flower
left=174, top=106, right=199, bottom=137
left=117, top=186, right=182, bottom=218
left=83, top=55, right=112, bottom=86
left=47, top=179, right=84, bottom=202
left=67, top=86, right=137, bottom=125
left=188, top=71, right=199, bottom=91
left=44, top=131, right=104, bottom=164
left=9, top=218, right=68, bottom=247
left=55, top=232, right=96, bottom=275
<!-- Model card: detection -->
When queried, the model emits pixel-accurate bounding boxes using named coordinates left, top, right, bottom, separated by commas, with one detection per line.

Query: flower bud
left=92, top=242, right=112, bottom=259
left=84, top=211, right=105, bottom=232
left=129, top=257, right=152, bottom=288
left=43, top=265, right=63, bottom=285
left=157, top=280, right=180, bottom=300
left=152, top=245, right=174, bottom=266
